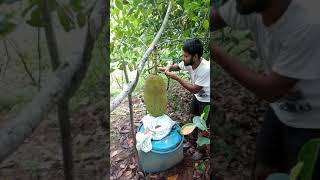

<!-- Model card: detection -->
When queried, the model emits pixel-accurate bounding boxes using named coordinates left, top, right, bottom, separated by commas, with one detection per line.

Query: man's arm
left=212, top=46, right=298, bottom=102
left=163, top=71, right=202, bottom=94
left=167, top=64, right=181, bottom=71
left=159, top=64, right=181, bottom=73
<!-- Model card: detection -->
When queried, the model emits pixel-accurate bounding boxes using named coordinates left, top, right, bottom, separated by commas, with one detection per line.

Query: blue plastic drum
left=137, top=124, right=184, bottom=173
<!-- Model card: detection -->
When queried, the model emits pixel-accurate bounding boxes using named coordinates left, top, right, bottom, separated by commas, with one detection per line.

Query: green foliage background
left=110, top=0, right=210, bottom=76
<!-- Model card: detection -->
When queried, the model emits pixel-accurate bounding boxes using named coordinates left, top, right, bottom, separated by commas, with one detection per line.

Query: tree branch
left=37, top=28, right=42, bottom=90
left=123, top=62, right=140, bottom=169
left=41, top=0, right=61, bottom=70
left=1, top=40, right=11, bottom=79
left=9, top=39, right=38, bottom=86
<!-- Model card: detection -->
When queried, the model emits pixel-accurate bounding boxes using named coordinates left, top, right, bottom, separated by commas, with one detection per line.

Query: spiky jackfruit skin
left=144, top=74, right=167, bottom=117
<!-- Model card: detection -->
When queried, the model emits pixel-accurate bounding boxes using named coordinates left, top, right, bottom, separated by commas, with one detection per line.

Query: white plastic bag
left=136, top=114, right=175, bottom=153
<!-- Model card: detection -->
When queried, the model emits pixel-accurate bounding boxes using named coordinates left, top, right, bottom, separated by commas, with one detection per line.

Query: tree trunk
left=58, top=98, right=73, bottom=180
left=41, top=0, right=74, bottom=179
left=37, top=27, right=42, bottom=91
left=123, top=62, right=139, bottom=169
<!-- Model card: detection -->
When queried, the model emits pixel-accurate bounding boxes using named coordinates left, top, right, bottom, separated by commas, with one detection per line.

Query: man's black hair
left=183, top=38, right=204, bottom=58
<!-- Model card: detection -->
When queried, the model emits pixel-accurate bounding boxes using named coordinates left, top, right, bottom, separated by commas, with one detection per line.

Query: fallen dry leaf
left=111, top=150, right=119, bottom=158
left=80, top=153, right=101, bottom=161
left=114, top=153, right=126, bottom=162
left=128, top=138, right=134, bottom=148
left=167, top=174, right=178, bottom=180
left=124, top=170, right=132, bottom=177
left=116, top=166, right=127, bottom=178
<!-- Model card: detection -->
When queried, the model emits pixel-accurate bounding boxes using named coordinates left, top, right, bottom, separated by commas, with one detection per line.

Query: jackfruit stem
left=153, top=46, right=158, bottom=75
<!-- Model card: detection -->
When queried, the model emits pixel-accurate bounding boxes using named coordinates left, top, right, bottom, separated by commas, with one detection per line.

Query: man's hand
left=159, top=64, right=181, bottom=73
left=163, top=71, right=178, bottom=80
left=159, top=65, right=171, bottom=73
left=160, top=70, right=203, bottom=94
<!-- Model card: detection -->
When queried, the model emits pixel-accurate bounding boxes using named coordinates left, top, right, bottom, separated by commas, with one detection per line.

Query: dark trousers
left=190, top=95, right=210, bottom=117
left=256, top=107, right=320, bottom=179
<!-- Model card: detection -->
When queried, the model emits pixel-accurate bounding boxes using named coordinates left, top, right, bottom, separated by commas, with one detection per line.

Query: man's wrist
left=173, top=74, right=180, bottom=81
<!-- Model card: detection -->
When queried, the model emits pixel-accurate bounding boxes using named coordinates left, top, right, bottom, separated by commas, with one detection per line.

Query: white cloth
left=178, top=58, right=210, bottom=102
left=136, top=114, right=176, bottom=153
left=219, top=0, right=320, bottom=128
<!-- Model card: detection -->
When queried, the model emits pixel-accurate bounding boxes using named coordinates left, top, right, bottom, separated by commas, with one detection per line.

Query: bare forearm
left=174, top=76, right=200, bottom=94
left=212, top=47, right=296, bottom=102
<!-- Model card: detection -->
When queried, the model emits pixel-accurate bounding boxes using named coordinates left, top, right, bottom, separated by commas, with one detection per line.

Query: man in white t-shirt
left=159, top=39, right=210, bottom=120
left=211, top=0, right=320, bottom=179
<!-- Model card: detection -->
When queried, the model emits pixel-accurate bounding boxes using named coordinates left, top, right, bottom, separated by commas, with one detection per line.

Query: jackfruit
left=144, top=74, right=167, bottom=117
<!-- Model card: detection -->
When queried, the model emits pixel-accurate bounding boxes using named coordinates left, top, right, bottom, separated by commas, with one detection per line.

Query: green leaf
left=204, top=0, right=210, bottom=6
left=191, top=16, right=198, bottom=21
left=0, top=13, right=16, bottom=36
left=193, top=116, right=207, bottom=131
left=158, top=4, right=163, bottom=11
left=76, top=11, right=86, bottom=28
left=203, top=20, right=209, bottom=31
left=230, top=36, right=240, bottom=45
left=21, top=2, right=37, bottom=17
left=289, top=162, right=304, bottom=180
left=115, top=0, right=123, bottom=10
left=180, top=123, right=196, bottom=135
left=70, top=0, right=82, bottom=11
left=200, top=105, right=210, bottom=121
left=110, top=42, right=114, bottom=53
left=127, top=7, right=134, bottom=15
left=187, top=11, right=194, bottom=19
left=196, top=136, right=210, bottom=146
left=118, top=61, right=125, bottom=70
left=116, top=30, right=123, bottom=37
left=133, top=19, right=138, bottom=27
left=0, top=21, right=15, bottom=36
left=57, top=4, right=75, bottom=32
left=26, top=7, right=44, bottom=27
left=128, top=63, right=134, bottom=71
left=183, top=0, right=188, bottom=9
left=297, top=138, right=320, bottom=180
left=197, top=161, right=206, bottom=172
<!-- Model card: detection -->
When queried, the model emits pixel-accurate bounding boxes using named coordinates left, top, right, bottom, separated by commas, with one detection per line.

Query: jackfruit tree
left=110, top=0, right=211, bottom=111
